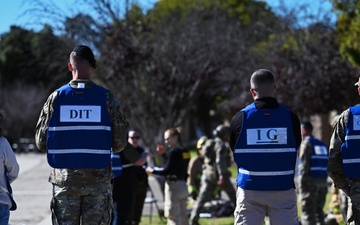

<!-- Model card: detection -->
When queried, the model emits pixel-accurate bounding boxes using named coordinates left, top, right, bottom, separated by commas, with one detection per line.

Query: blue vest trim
left=341, top=106, right=360, bottom=177
left=47, top=84, right=112, bottom=169
left=308, top=136, right=328, bottom=178
left=233, top=103, right=297, bottom=191
left=111, top=152, right=123, bottom=178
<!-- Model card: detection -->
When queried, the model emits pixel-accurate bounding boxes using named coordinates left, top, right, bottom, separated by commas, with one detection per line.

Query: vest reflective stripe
left=239, top=168, right=294, bottom=176
left=344, top=158, right=360, bottom=163
left=307, top=136, right=328, bottom=178
left=48, top=149, right=110, bottom=154
left=111, top=152, right=122, bottom=178
left=341, top=106, right=360, bottom=177
left=345, top=135, right=360, bottom=140
left=48, top=125, right=111, bottom=131
left=233, top=103, right=297, bottom=191
left=47, top=84, right=112, bottom=169
left=234, top=148, right=296, bottom=153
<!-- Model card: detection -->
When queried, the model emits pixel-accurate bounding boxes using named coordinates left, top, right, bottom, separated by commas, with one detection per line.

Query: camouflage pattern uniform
left=328, top=108, right=360, bottom=225
left=190, top=137, right=236, bottom=224
left=298, top=137, right=328, bottom=225
left=35, top=80, right=129, bottom=225
left=187, top=155, right=204, bottom=200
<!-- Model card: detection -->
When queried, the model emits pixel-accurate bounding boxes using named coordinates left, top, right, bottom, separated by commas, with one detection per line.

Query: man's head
left=250, top=69, right=276, bottom=99
left=213, top=125, right=230, bottom=140
left=196, top=136, right=207, bottom=156
left=68, top=45, right=96, bottom=79
left=128, top=129, right=141, bottom=147
left=354, top=77, right=360, bottom=95
left=301, top=121, right=313, bottom=139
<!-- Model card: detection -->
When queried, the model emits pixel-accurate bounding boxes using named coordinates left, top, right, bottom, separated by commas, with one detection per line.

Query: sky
left=0, top=0, right=335, bottom=35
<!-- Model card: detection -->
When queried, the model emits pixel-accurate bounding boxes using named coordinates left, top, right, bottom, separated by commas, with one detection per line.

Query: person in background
left=230, top=69, right=301, bottom=225
left=187, top=136, right=207, bottom=201
left=111, top=132, right=148, bottom=225
left=127, top=129, right=149, bottom=225
left=0, top=109, right=19, bottom=225
left=328, top=77, right=360, bottom=225
left=298, top=121, right=329, bottom=225
left=190, top=125, right=236, bottom=225
left=35, top=45, right=129, bottom=225
left=146, top=127, right=190, bottom=225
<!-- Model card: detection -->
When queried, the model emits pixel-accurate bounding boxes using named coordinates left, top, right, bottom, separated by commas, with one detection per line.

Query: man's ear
left=250, top=88, right=257, bottom=98
left=68, top=62, right=73, bottom=71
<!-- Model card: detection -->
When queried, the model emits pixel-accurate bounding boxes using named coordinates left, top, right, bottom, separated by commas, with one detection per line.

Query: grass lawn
left=140, top=215, right=234, bottom=225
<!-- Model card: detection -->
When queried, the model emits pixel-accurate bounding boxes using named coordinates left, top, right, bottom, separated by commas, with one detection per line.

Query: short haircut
left=301, top=121, right=313, bottom=132
left=70, top=52, right=92, bottom=73
left=250, top=69, right=275, bottom=94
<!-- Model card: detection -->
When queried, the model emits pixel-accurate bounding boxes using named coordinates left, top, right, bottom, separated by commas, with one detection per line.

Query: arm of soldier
left=291, top=112, right=302, bottom=149
left=328, top=110, right=349, bottom=191
left=216, top=142, right=229, bottom=185
left=106, top=91, right=129, bottom=153
left=298, top=139, right=312, bottom=184
left=229, top=111, right=242, bottom=150
left=187, top=158, right=196, bottom=185
left=187, top=158, right=199, bottom=199
left=34, top=92, right=57, bottom=153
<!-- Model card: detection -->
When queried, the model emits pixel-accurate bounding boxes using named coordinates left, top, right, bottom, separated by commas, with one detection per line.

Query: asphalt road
left=8, top=153, right=165, bottom=225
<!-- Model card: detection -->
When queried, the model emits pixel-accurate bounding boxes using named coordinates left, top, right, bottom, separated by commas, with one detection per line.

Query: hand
left=156, top=144, right=165, bottom=154
left=145, top=167, right=154, bottom=174
left=217, top=175, right=224, bottom=186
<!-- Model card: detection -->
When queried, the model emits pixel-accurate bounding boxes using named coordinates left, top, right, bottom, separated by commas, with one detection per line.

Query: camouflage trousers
left=51, top=182, right=113, bottom=225
left=346, top=180, right=360, bottom=225
left=299, top=179, right=327, bottom=225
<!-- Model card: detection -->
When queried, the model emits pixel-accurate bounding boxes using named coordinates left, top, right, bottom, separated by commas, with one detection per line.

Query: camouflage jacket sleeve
left=106, top=90, right=129, bottom=152
left=35, top=92, right=57, bottom=152
left=298, top=137, right=313, bottom=181
left=328, top=109, right=349, bottom=189
left=215, top=138, right=230, bottom=177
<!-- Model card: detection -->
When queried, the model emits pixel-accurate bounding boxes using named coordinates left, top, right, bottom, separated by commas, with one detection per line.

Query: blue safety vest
left=307, top=136, right=328, bottom=178
left=341, top=106, right=360, bottom=178
left=47, top=83, right=112, bottom=169
left=233, top=103, right=297, bottom=191
left=111, top=152, right=123, bottom=178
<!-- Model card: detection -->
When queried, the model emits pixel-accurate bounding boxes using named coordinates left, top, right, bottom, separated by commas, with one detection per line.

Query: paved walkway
left=8, top=153, right=165, bottom=225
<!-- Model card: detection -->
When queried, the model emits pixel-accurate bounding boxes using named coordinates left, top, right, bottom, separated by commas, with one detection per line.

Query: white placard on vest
left=247, top=128, right=287, bottom=145
left=314, top=145, right=327, bottom=155
left=60, top=105, right=101, bottom=122
left=353, top=115, right=360, bottom=131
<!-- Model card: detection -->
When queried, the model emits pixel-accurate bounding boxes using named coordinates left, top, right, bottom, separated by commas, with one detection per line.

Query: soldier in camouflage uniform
left=187, top=136, right=207, bottom=201
left=190, top=125, right=236, bottom=225
left=35, top=45, right=129, bottom=225
left=328, top=77, right=360, bottom=225
left=298, top=121, right=329, bottom=225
